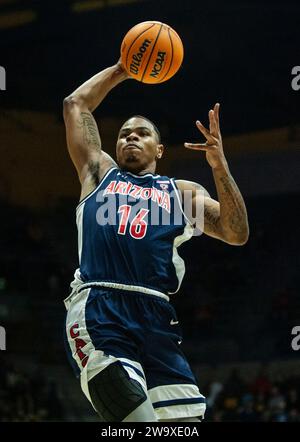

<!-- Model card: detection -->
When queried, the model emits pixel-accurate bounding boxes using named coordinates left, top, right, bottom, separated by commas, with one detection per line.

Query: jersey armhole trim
left=76, top=167, right=118, bottom=211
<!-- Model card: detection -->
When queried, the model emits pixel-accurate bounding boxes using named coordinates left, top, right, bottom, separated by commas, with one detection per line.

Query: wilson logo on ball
left=129, top=38, right=152, bottom=75
left=150, top=51, right=166, bottom=78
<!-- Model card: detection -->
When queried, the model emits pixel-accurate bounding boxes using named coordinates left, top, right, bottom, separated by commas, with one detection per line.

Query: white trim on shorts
left=64, top=281, right=169, bottom=310
left=149, top=384, right=206, bottom=421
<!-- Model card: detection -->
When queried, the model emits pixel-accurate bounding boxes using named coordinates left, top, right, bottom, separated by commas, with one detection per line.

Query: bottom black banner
left=0, top=422, right=291, bottom=440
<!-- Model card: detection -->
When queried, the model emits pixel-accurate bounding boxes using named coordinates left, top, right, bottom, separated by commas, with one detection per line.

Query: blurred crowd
left=0, top=356, right=64, bottom=422
left=0, top=199, right=76, bottom=298
left=204, top=368, right=300, bottom=422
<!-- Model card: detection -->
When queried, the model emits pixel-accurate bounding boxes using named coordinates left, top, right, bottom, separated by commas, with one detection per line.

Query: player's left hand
left=184, top=103, right=227, bottom=169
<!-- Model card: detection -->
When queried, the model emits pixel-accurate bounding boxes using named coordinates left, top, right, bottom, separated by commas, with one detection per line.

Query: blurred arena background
left=0, top=0, right=300, bottom=422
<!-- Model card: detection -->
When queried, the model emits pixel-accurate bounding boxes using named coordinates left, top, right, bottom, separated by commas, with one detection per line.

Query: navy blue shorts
left=64, top=286, right=206, bottom=420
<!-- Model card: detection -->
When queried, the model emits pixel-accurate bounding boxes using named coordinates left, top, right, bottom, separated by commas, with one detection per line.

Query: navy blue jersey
left=76, top=167, right=194, bottom=295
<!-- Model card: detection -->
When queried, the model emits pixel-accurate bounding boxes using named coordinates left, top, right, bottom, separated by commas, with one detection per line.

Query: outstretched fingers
left=184, top=142, right=210, bottom=151
left=184, top=141, right=218, bottom=151
left=184, top=103, right=221, bottom=150
left=209, top=109, right=218, bottom=136
left=195, top=120, right=217, bottom=144
left=195, top=120, right=210, bottom=137
left=213, top=103, right=220, bottom=132
left=209, top=102, right=221, bottom=136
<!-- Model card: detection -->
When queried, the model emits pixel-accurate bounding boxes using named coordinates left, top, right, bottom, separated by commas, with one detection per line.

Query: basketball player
left=63, top=61, right=249, bottom=422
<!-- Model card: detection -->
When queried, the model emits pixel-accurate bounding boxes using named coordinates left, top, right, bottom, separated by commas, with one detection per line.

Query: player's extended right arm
left=63, top=62, right=130, bottom=184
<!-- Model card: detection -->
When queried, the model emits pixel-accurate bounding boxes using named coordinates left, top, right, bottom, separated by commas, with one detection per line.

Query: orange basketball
left=120, top=21, right=184, bottom=84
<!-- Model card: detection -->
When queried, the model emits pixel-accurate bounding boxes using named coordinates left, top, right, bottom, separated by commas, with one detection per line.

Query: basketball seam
left=159, top=27, right=174, bottom=83
left=125, top=23, right=156, bottom=72
left=141, top=23, right=163, bottom=83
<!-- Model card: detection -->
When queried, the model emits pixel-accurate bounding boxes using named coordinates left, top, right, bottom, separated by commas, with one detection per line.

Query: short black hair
left=130, top=115, right=161, bottom=143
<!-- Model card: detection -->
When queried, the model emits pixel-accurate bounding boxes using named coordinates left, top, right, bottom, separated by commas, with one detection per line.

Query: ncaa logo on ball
left=150, top=51, right=167, bottom=79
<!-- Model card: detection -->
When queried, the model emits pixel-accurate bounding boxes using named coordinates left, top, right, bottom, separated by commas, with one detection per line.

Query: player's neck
left=125, top=164, right=157, bottom=176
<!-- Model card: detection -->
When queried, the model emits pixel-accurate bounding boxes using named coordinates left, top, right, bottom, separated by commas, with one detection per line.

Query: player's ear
left=156, top=144, right=164, bottom=160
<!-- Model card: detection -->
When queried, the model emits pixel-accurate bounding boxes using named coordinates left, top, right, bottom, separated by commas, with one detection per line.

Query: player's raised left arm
left=182, top=103, right=249, bottom=246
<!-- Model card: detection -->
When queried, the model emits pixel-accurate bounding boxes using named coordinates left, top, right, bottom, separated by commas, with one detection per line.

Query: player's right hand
left=115, top=58, right=132, bottom=80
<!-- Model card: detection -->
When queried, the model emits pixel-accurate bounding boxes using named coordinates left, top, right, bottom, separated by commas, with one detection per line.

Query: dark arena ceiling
left=0, top=0, right=299, bottom=143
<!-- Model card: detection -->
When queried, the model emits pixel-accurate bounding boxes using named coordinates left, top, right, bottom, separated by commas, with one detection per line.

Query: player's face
left=116, top=117, right=164, bottom=173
